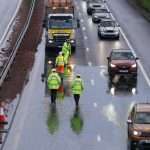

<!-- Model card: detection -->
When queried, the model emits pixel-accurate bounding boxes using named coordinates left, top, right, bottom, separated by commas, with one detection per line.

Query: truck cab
left=45, top=13, right=76, bottom=51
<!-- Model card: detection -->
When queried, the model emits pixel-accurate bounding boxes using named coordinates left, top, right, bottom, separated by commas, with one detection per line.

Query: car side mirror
left=127, top=119, right=132, bottom=124
left=107, top=57, right=110, bottom=60
left=135, top=57, right=139, bottom=60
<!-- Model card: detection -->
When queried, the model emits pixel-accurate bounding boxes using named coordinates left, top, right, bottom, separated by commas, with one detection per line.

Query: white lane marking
left=88, top=61, right=92, bottom=66
left=86, top=47, right=89, bottom=52
left=93, top=102, right=98, bottom=108
left=106, top=4, right=150, bottom=87
left=110, top=87, right=115, bottom=96
left=97, top=135, right=101, bottom=142
left=81, top=19, right=84, bottom=23
left=82, top=26, right=86, bottom=31
left=84, top=35, right=88, bottom=40
left=91, top=79, right=95, bottom=86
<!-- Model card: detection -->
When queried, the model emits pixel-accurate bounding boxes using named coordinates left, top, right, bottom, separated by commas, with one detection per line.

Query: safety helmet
left=76, top=74, right=81, bottom=78
left=51, top=68, right=56, bottom=72
left=59, top=51, right=63, bottom=55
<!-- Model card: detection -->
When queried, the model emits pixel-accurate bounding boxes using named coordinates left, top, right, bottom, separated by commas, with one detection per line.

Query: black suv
left=107, top=49, right=138, bottom=81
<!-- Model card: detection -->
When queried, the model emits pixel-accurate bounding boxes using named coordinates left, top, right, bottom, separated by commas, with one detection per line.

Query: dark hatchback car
left=98, top=19, right=120, bottom=39
left=127, top=103, right=150, bottom=150
left=107, top=49, right=138, bottom=81
left=87, top=2, right=105, bottom=15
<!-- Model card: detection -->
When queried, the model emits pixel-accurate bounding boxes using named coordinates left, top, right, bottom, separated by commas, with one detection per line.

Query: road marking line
left=91, top=79, right=95, bottom=86
left=110, top=87, right=115, bottom=96
left=82, top=26, right=86, bottom=31
left=88, top=61, right=92, bottom=66
left=86, top=47, right=89, bottom=52
left=81, top=19, right=84, bottom=23
left=84, top=35, right=88, bottom=40
left=93, top=102, right=98, bottom=108
left=97, top=135, right=101, bottom=142
left=106, top=4, right=150, bottom=87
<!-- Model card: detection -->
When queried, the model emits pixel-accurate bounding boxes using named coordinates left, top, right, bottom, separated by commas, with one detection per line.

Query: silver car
left=92, top=12, right=111, bottom=23
left=98, top=19, right=120, bottom=39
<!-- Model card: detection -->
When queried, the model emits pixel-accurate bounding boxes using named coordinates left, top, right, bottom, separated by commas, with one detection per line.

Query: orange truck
left=45, top=0, right=80, bottom=52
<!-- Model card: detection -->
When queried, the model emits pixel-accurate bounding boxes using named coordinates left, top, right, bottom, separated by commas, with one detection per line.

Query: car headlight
left=133, top=130, right=141, bottom=136
left=110, top=63, right=116, bottom=68
left=94, top=16, right=98, bottom=18
left=131, top=63, right=137, bottom=68
left=70, top=40, right=75, bottom=43
left=48, top=40, right=53, bottom=43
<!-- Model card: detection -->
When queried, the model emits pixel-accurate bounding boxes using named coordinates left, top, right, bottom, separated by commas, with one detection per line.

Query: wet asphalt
left=0, top=0, right=21, bottom=41
left=2, top=0, right=150, bottom=150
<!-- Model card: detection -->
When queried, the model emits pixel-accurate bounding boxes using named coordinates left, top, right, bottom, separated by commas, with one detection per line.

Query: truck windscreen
left=49, top=16, right=73, bottom=29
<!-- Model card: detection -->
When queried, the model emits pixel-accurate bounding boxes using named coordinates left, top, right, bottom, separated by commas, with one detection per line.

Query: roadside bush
left=137, top=0, right=150, bottom=12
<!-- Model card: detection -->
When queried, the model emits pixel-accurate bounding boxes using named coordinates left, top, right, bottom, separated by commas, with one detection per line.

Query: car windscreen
left=111, top=52, right=135, bottom=60
left=101, top=21, right=116, bottom=27
left=134, top=112, right=150, bottom=124
left=94, top=9, right=108, bottom=13
left=49, top=16, right=73, bottom=29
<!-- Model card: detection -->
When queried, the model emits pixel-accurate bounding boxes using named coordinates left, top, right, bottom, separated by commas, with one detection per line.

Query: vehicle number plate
left=119, top=70, right=128, bottom=73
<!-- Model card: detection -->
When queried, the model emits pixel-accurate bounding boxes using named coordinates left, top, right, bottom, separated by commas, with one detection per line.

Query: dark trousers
left=50, top=89, right=57, bottom=104
left=73, top=94, right=80, bottom=107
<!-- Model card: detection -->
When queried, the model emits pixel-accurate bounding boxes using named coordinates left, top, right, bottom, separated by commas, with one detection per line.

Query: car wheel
left=98, top=33, right=102, bottom=39
left=116, top=35, right=120, bottom=40
left=87, top=10, right=91, bottom=15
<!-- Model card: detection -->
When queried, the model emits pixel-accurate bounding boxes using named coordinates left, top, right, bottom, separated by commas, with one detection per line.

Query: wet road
left=2, top=0, right=150, bottom=150
left=0, top=0, right=21, bottom=41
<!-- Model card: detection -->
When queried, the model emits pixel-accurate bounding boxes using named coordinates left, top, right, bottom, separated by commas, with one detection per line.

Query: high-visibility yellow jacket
left=71, top=78, right=84, bottom=95
left=62, top=42, right=71, bottom=56
left=55, top=55, right=64, bottom=66
left=47, top=72, right=61, bottom=89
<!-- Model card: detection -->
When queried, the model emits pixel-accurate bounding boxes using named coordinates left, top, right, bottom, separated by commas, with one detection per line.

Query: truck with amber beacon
left=45, top=0, right=79, bottom=52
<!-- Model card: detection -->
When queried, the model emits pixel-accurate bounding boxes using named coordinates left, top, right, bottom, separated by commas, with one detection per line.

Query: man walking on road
left=71, top=74, right=84, bottom=108
left=62, top=40, right=71, bottom=66
left=47, top=68, right=61, bottom=104
left=55, top=52, right=65, bottom=82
